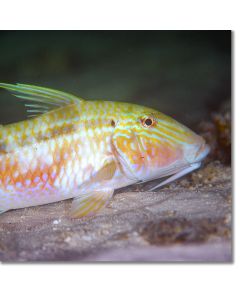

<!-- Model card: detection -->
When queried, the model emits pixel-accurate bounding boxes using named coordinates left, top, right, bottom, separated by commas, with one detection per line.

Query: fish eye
left=141, top=117, right=155, bottom=128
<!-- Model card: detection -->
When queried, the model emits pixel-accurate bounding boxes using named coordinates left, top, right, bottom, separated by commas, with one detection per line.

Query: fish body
left=0, top=83, right=210, bottom=217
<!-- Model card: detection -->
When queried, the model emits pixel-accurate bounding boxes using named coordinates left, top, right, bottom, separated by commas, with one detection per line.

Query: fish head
left=112, top=103, right=210, bottom=183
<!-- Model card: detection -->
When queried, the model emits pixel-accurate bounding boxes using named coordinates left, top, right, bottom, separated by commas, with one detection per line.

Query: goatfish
left=0, top=83, right=210, bottom=218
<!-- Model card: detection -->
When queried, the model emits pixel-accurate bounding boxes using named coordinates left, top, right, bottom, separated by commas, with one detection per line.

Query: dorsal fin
left=0, top=83, right=85, bottom=118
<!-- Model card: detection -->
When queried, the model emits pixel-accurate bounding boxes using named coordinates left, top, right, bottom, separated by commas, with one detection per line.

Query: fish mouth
left=149, top=142, right=210, bottom=191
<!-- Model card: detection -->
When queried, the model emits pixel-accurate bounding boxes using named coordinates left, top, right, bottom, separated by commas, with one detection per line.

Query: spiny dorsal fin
left=0, top=83, right=85, bottom=118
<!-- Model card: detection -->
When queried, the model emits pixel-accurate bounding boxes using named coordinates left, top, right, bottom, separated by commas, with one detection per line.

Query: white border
left=0, top=0, right=237, bottom=30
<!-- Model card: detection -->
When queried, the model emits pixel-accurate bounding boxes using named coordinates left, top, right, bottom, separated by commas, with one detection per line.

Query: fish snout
left=194, top=141, right=210, bottom=163
left=184, top=136, right=210, bottom=164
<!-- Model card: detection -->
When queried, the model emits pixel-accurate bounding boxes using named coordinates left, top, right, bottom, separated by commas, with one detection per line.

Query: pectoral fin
left=80, top=160, right=117, bottom=192
left=70, top=188, right=114, bottom=218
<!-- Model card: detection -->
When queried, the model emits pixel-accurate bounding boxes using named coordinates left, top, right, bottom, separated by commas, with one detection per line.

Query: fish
left=0, top=83, right=210, bottom=218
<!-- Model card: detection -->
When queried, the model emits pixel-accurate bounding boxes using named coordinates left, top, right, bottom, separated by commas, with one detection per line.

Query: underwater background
left=0, top=31, right=231, bottom=126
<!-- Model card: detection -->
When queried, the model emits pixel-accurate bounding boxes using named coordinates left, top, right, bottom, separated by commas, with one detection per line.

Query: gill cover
left=112, top=128, right=145, bottom=182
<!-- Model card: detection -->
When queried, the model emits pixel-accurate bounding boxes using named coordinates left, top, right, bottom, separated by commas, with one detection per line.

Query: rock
left=82, top=243, right=231, bottom=262
left=199, top=100, right=231, bottom=164
left=0, top=161, right=231, bottom=262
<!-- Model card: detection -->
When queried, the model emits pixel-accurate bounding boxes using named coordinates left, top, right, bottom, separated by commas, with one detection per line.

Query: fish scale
left=0, top=101, right=121, bottom=210
left=0, top=83, right=209, bottom=217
